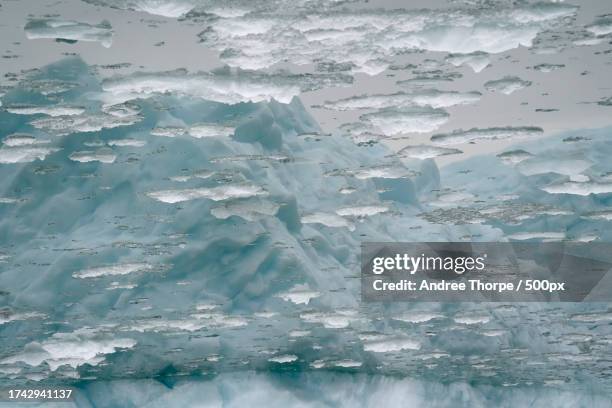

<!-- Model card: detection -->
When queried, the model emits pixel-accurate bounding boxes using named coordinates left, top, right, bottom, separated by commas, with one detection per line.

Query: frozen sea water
left=0, top=58, right=611, bottom=406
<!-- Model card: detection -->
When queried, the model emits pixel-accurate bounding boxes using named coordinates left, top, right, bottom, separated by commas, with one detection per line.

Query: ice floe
left=484, top=76, right=532, bottom=95
left=398, top=145, right=463, bottom=160
left=361, top=107, right=449, bottom=135
left=24, top=19, right=113, bottom=48
left=277, top=284, right=321, bottom=305
left=101, top=68, right=351, bottom=105
left=210, top=198, right=279, bottom=221
left=69, top=148, right=117, bottom=163
left=0, top=145, right=59, bottom=164
left=4, top=104, right=86, bottom=116
left=72, top=262, right=154, bottom=278
left=147, top=184, right=268, bottom=203
left=431, top=127, right=543, bottom=146
left=1, top=328, right=136, bottom=371
left=302, top=212, right=355, bottom=231
left=319, top=90, right=481, bottom=111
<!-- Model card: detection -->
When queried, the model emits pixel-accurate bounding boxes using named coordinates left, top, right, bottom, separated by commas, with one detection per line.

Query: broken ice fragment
left=506, top=232, right=565, bottom=241
left=107, top=139, right=146, bottom=147
left=302, top=212, right=355, bottom=231
left=0, top=145, right=59, bottom=164
left=446, top=52, right=490, bottom=73
left=101, top=68, right=351, bottom=105
left=361, top=107, right=449, bottom=135
left=533, top=63, right=565, bottom=73
left=361, top=334, right=421, bottom=352
left=517, top=158, right=591, bottom=177
left=1, top=327, right=135, bottom=371
left=585, top=17, right=612, bottom=36
left=454, top=314, right=491, bottom=325
left=210, top=198, right=279, bottom=221
left=320, top=90, right=481, bottom=110
left=335, top=205, right=389, bottom=218
left=276, top=284, right=321, bottom=305
left=541, top=181, right=612, bottom=196
left=188, top=123, right=234, bottom=138
left=31, top=113, right=142, bottom=135
left=484, top=76, right=532, bottom=95
left=73, top=262, right=154, bottom=278
left=431, top=126, right=543, bottom=146
left=398, top=145, right=463, bottom=160
left=147, top=184, right=268, bottom=203
left=3, top=133, right=38, bottom=146
left=24, top=19, right=113, bottom=48
left=268, top=354, right=298, bottom=363
left=300, top=310, right=358, bottom=329
left=5, top=104, right=86, bottom=116
left=151, top=126, right=186, bottom=137
left=496, top=149, right=534, bottom=165
left=69, top=148, right=117, bottom=164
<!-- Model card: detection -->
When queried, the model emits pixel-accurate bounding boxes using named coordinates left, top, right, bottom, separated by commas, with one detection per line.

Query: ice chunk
left=210, top=199, right=279, bottom=221
left=147, top=184, right=268, bottom=203
left=277, top=284, right=321, bottom=305
left=329, top=359, right=362, bottom=368
left=151, top=126, right=186, bottom=137
left=82, top=0, right=197, bottom=17
left=0, top=197, right=21, bottom=204
left=289, top=330, right=311, bottom=337
left=302, top=212, right=355, bottom=231
left=336, top=205, right=389, bottom=217
left=362, top=335, right=421, bottom=352
left=586, top=17, right=612, bottom=36
left=431, top=126, right=543, bottom=146
left=185, top=2, right=576, bottom=74
left=268, top=354, right=298, bottom=363
left=107, top=139, right=146, bottom=147
left=1, top=328, right=136, bottom=371
left=320, top=90, right=481, bottom=110
left=0, top=310, right=45, bottom=325
left=484, top=76, right=532, bottom=95
left=3, top=133, right=38, bottom=146
left=127, top=312, right=247, bottom=333
left=446, top=52, right=490, bottom=73
left=188, top=123, right=234, bottom=138
left=24, top=79, right=78, bottom=96
left=24, top=19, right=113, bottom=48
left=300, top=310, right=358, bottom=329
left=454, top=314, right=491, bottom=325
left=570, top=312, right=612, bottom=323
left=30, top=113, right=142, bottom=135
left=361, top=107, right=449, bottom=135
left=392, top=312, right=445, bottom=323
left=102, top=102, right=142, bottom=118
left=399, top=145, right=463, bottom=160
left=72, top=262, right=154, bottom=278
left=517, top=158, right=591, bottom=177
left=101, top=68, right=351, bottom=105
left=5, top=104, right=86, bottom=116
left=541, top=181, right=612, bottom=196
left=0, top=145, right=59, bottom=164
left=581, top=210, right=612, bottom=221
left=69, top=148, right=117, bottom=163
left=533, top=63, right=565, bottom=73
left=337, top=165, right=416, bottom=180
left=506, top=232, right=565, bottom=241
left=497, top=149, right=534, bottom=165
